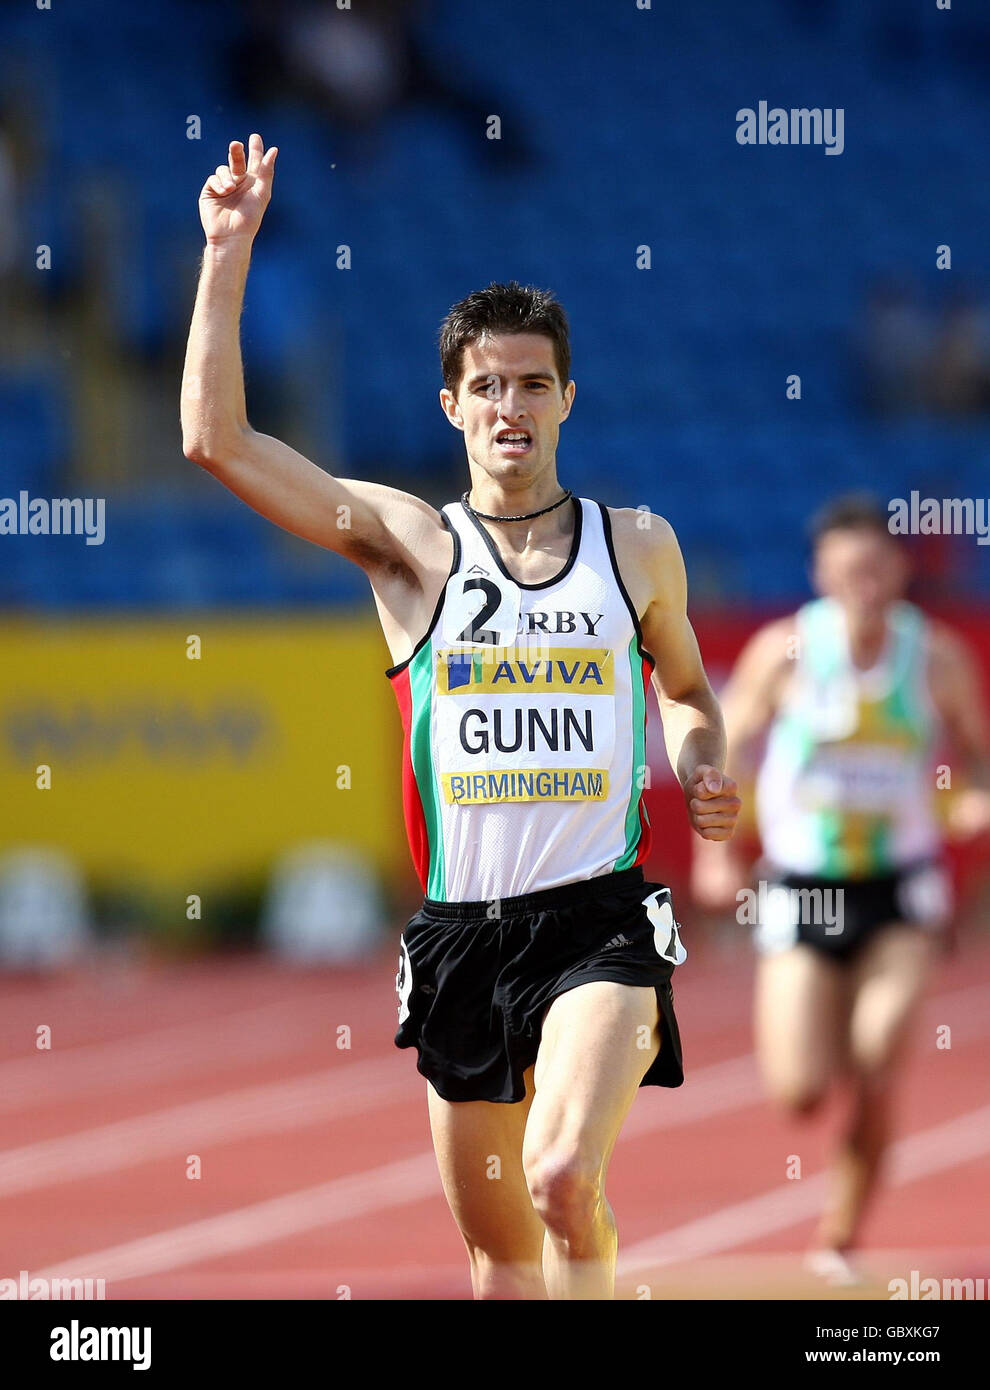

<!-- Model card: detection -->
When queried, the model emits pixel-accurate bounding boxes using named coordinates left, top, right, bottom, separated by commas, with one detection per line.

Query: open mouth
left=494, top=430, right=532, bottom=455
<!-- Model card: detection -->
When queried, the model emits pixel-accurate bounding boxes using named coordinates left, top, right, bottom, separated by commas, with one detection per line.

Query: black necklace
left=461, top=488, right=573, bottom=523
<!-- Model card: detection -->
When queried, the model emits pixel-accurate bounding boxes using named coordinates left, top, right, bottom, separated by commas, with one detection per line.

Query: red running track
left=0, top=928, right=988, bottom=1301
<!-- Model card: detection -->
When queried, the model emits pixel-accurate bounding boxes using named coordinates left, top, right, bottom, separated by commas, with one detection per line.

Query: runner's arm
left=927, top=623, right=990, bottom=790
left=181, top=136, right=443, bottom=575
left=689, top=616, right=795, bottom=892
left=637, top=518, right=740, bottom=841
left=927, top=623, right=990, bottom=839
left=717, top=618, right=796, bottom=774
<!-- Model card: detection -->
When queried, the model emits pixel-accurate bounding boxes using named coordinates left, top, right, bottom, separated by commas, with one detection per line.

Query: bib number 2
left=441, top=573, right=521, bottom=648
left=456, top=578, right=502, bottom=643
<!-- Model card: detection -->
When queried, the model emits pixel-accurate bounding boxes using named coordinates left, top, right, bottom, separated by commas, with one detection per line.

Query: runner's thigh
left=754, top=945, right=847, bottom=1105
left=426, top=1065, right=545, bottom=1258
left=847, top=923, right=934, bottom=1075
left=524, top=981, right=660, bottom=1174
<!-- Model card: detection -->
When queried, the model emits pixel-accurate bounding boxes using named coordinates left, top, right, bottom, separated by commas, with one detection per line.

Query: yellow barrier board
left=0, top=614, right=403, bottom=891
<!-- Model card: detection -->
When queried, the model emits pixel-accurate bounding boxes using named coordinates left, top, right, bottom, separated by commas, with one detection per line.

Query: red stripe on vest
left=389, top=666, right=430, bottom=894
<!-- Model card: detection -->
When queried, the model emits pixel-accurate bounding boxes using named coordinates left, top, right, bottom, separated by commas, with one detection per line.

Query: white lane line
left=3, top=975, right=988, bottom=1196
left=30, top=1100, right=990, bottom=1288
left=0, top=1049, right=761, bottom=1199
left=618, top=1102, right=990, bottom=1275
left=31, top=1153, right=442, bottom=1286
left=0, top=995, right=353, bottom=1113
left=621, top=976, right=990, bottom=1141
left=0, top=1056, right=412, bottom=1198
left=622, top=1054, right=762, bottom=1136
left=3, top=960, right=986, bottom=1114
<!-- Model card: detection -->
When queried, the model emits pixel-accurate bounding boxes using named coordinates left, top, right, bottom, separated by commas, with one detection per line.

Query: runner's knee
left=524, top=1149, right=601, bottom=1238
left=770, top=1080, right=828, bottom=1116
left=849, top=1014, right=914, bottom=1078
left=849, top=1043, right=900, bottom=1089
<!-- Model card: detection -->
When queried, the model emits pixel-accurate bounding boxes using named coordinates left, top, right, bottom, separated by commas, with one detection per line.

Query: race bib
left=440, top=572, right=521, bottom=648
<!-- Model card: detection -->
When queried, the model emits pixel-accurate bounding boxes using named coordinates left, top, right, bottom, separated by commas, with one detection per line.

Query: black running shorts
left=752, top=858, right=952, bottom=963
left=393, top=865, right=685, bottom=1104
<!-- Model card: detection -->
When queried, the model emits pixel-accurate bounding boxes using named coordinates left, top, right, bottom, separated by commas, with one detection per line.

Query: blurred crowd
left=226, top=0, right=535, bottom=169
left=859, top=279, right=990, bottom=418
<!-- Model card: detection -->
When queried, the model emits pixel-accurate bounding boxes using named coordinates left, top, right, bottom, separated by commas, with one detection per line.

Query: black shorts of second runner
left=752, top=858, right=952, bottom=964
left=394, top=865, right=686, bottom=1104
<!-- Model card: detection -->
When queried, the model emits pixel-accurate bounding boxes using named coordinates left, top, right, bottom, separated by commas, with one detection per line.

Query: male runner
left=693, top=495, right=990, bottom=1283
left=181, top=134, right=741, bottom=1300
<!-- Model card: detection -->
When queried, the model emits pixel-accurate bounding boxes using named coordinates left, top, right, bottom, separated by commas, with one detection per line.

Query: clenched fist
left=198, top=133, right=278, bottom=246
left=684, top=764, right=741, bottom=841
left=947, top=787, right=990, bottom=840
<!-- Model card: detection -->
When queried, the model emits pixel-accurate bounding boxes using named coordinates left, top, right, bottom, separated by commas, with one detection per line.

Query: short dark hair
left=438, top=280, right=571, bottom=395
left=809, top=493, right=895, bottom=548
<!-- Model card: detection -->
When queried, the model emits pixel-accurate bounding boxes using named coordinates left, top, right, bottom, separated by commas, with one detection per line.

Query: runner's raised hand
left=198, top=133, right=278, bottom=246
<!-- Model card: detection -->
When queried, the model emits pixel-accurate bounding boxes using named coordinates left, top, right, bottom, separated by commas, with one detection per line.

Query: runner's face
left=813, top=529, right=908, bottom=623
left=439, top=333, right=575, bottom=487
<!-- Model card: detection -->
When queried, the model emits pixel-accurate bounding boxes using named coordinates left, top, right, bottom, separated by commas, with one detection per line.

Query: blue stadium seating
left=2, top=0, right=989, bottom=606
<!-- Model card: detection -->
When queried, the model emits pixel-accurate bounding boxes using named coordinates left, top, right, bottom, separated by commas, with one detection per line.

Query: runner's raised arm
left=180, top=134, right=444, bottom=573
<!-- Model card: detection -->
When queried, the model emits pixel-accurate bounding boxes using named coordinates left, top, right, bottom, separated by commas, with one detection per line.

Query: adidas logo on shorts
left=603, top=933, right=631, bottom=950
